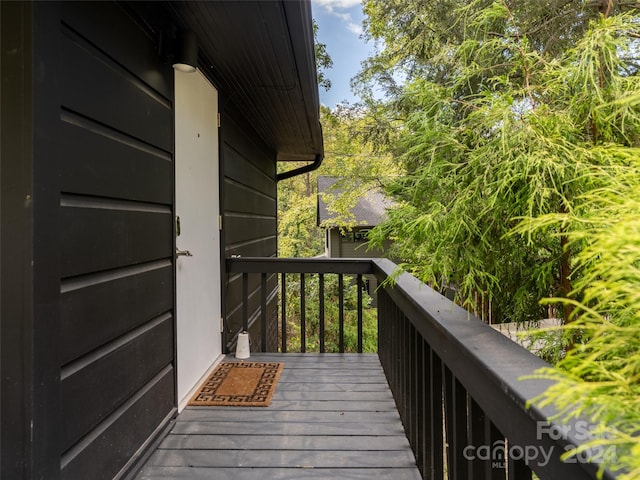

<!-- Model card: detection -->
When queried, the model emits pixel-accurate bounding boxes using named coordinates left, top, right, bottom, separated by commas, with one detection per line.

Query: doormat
left=188, top=362, right=284, bottom=407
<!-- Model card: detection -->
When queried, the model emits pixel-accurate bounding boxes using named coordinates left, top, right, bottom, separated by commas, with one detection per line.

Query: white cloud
left=312, top=0, right=363, bottom=36
left=334, top=12, right=363, bottom=35
left=313, top=0, right=362, bottom=11
left=345, top=21, right=363, bottom=36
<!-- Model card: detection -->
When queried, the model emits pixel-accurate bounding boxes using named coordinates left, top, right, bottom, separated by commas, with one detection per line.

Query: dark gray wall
left=327, top=228, right=391, bottom=259
left=1, top=3, right=35, bottom=478
left=221, top=112, right=279, bottom=352
left=1, top=2, right=287, bottom=478
left=2, top=3, right=176, bottom=478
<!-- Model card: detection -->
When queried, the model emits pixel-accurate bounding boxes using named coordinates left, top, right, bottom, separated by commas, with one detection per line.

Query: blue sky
left=311, top=0, right=374, bottom=107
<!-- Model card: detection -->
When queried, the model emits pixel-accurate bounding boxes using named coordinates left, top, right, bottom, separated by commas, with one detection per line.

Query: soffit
left=167, top=0, right=323, bottom=160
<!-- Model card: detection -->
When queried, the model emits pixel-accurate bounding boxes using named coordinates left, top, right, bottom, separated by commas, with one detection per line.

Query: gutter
left=276, top=153, right=323, bottom=182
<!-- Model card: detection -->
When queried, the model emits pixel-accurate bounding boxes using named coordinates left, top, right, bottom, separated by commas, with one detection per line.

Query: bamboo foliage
left=369, top=7, right=640, bottom=321
left=522, top=172, right=640, bottom=478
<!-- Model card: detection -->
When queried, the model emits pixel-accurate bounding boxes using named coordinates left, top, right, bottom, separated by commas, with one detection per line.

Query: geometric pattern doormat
left=188, top=362, right=283, bottom=407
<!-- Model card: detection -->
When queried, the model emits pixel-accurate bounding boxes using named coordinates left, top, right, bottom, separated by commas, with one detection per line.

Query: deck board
left=135, top=354, right=421, bottom=480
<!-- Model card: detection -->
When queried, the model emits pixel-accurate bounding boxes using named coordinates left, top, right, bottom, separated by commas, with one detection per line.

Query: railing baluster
left=379, top=288, right=388, bottom=365
left=338, top=274, right=344, bottom=353
left=392, top=303, right=400, bottom=406
left=431, top=350, right=444, bottom=480
left=396, top=304, right=403, bottom=408
left=454, top=377, right=470, bottom=479
left=508, top=453, right=532, bottom=480
left=403, top=309, right=409, bottom=420
left=357, top=273, right=363, bottom=353
left=281, top=273, right=287, bottom=353
left=300, top=273, right=306, bottom=353
left=409, top=322, right=418, bottom=461
left=470, top=397, right=488, bottom=479
left=444, top=368, right=471, bottom=479
left=414, top=335, right=425, bottom=477
left=486, top=419, right=505, bottom=480
left=261, top=272, right=267, bottom=352
left=319, top=273, right=325, bottom=353
left=421, top=339, right=432, bottom=477
left=402, top=312, right=410, bottom=435
left=444, top=366, right=455, bottom=478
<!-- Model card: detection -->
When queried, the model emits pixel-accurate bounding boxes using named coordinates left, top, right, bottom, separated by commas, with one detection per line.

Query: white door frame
left=174, top=69, right=223, bottom=410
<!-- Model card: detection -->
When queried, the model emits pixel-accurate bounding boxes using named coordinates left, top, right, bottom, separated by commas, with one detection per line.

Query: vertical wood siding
left=30, top=4, right=176, bottom=479
left=221, top=113, right=279, bottom=352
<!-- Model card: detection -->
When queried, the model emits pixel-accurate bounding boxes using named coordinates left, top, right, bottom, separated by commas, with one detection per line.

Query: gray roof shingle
left=317, top=176, right=395, bottom=227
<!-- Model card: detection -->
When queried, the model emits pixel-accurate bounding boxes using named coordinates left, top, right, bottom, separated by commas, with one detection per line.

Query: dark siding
left=221, top=112, right=279, bottom=352
left=22, top=3, right=176, bottom=479
left=1, top=3, right=35, bottom=478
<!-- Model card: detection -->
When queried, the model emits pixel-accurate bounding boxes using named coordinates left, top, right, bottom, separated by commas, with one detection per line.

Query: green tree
left=523, top=163, right=640, bottom=478
left=278, top=105, right=397, bottom=257
left=357, top=0, right=633, bottom=102
left=365, top=1, right=639, bottom=324
left=361, top=0, right=640, bottom=474
left=277, top=167, right=324, bottom=258
left=353, top=0, right=631, bottom=156
left=314, top=19, right=333, bottom=92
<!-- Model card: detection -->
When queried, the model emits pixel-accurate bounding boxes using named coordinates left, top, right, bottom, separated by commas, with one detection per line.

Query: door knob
left=176, top=248, right=193, bottom=258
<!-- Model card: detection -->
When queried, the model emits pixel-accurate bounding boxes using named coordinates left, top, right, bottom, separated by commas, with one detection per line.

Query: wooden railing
left=226, top=257, right=374, bottom=353
left=226, top=257, right=616, bottom=480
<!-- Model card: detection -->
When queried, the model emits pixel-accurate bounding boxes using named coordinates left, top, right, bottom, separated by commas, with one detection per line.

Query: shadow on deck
left=135, top=353, right=421, bottom=479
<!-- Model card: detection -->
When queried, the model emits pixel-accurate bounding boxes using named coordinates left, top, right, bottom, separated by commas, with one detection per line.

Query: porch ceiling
left=167, top=0, right=323, bottom=161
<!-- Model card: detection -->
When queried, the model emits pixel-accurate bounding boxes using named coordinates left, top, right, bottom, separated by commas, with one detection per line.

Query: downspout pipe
left=276, top=153, right=323, bottom=182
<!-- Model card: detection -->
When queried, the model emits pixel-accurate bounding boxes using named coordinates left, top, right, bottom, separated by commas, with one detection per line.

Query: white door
left=175, top=69, right=222, bottom=410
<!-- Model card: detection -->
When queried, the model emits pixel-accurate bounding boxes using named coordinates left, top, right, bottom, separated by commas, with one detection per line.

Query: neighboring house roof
left=317, top=176, right=395, bottom=227
left=165, top=1, right=323, bottom=161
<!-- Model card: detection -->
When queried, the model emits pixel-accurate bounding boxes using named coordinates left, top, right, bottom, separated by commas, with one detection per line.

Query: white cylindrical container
left=235, top=331, right=250, bottom=359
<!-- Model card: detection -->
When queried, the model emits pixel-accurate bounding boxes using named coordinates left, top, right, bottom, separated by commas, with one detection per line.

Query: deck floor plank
left=176, top=409, right=400, bottom=423
left=136, top=466, right=422, bottom=480
left=135, top=353, right=421, bottom=480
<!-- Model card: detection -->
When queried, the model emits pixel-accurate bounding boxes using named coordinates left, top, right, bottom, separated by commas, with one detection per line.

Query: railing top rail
left=372, top=259, right=552, bottom=403
left=226, top=257, right=376, bottom=275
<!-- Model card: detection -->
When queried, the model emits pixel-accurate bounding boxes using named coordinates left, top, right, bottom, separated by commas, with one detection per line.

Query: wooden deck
left=135, top=353, right=421, bottom=479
